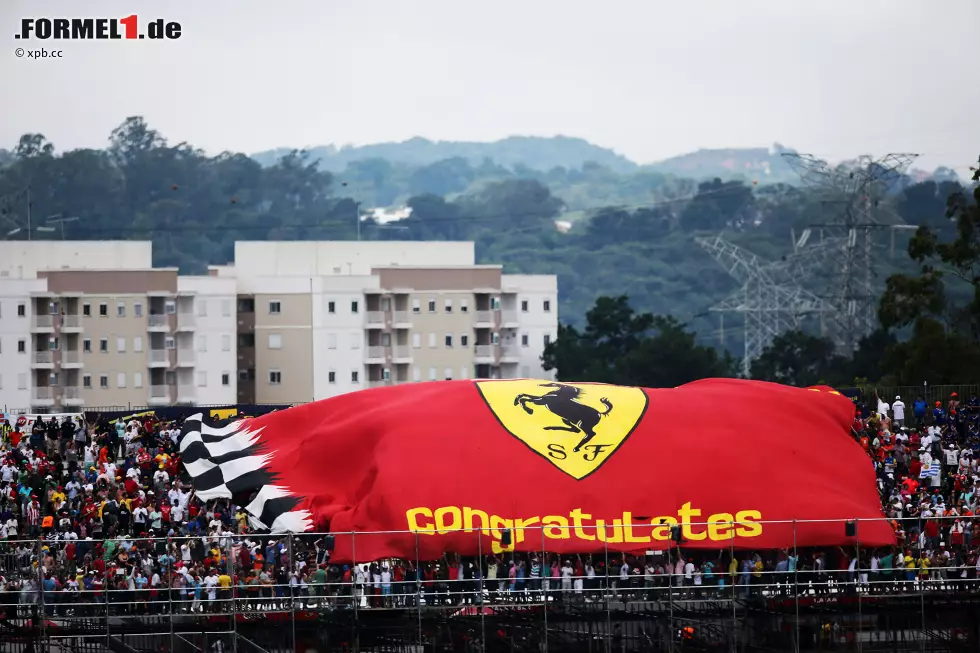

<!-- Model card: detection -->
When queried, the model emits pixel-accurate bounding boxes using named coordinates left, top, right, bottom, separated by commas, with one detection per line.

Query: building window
left=165, top=300, right=176, bottom=315
left=83, top=303, right=91, bottom=317
left=83, top=374, right=91, bottom=388
left=460, top=299, right=468, bottom=313
left=328, top=371, right=336, bottom=384
left=83, top=338, right=92, bottom=353
left=268, top=334, right=282, bottom=349
left=544, top=334, right=551, bottom=346
left=412, top=333, right=421, bottom=348
left=133, top=336, right=143, bottom=353
left=48, top=301, right=59, bottom=315
left=412, top=367, right=421, bottom=382
left=351, top=370, right=359, bottom=383
left=381, top=298, right=391, bottom=312
left=222, top=334, right=231, bottom=351
left=350, top=333, right=360, bottom=349
left=238, top=333, right=254, bottom=348
left=382, top=367, right=391, bottom=381
left=221, top=373, right=230, bottom=386
left=99, top=338, right=108, bottom=353
left=134, top=302, right=143, bottom=317
left=99, top=303, right=108, bottom=317
left=116, top=337, right=126, bottom=353
left=100, top=375, right=109, bottom=389
left=444, top=299, right=452, bottom=313
left=221, top=299, right=231, bottom=316
left=351, top=300, right=359, bottom=313
left=412, top=299, right=420, bottom=313
left=521, top=333, right=529, bottom=347
left=428, top=333, right=436, bottom=348
left=17, top=373, right=26, bottom=390
left=269, top=301, right=281, bottom=315
left=428, top=299, right=436, bottom=313
left=491, top=297, right=500, bottom=310
left=324, top=333, right=336, bottom=349
left=164, top=337, right=175, bottom=350
left=197, top=300, right=208, bottom=317
left=543, top=300, right=551, bottom=312
left=445, top=335, right=453, bottom=348
left=327, top=301, right=336, bottom=314
left=521, top=365, right=530, bottom=378
left=444, top=368, right=453, bottom=381
left=197, top=335, right=208, bottom=352
left=238, top=298, right=255, bottom=313
left=117, top=302, right=126, bottom=317
left=197, top=371, right=208, bottom=387
left=460, top=334, right=469, bottom=347
left=117, top=373, right=127, bottom=388
left=48, top=337, right=58, bottom=351
left=17, top=339, right=25, bottom=353
left=460, top=367, right=469, bottom=380
left=17, top=303, right=25, bottom=317
left=134, top=372, right=143, bottom=388
left=269, top=370, right=282, bottom=385
left=380, top=333, right=391, bottom=347
left=49, top=372, right=59, bottom=386
left=238, top=370, right=249, bottom=381
left=492, top=332, right=500, bottom=345
left=428, top=367, right=437, bottom=381
left=521, top=300, right=528, bottom=312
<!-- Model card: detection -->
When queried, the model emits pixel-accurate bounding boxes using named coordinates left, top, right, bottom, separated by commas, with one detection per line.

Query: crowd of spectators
left=1, top=391, right=980, bottom=618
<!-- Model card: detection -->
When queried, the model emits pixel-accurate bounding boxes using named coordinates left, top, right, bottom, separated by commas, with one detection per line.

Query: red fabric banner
left=180, top=378, right=893, bottom=562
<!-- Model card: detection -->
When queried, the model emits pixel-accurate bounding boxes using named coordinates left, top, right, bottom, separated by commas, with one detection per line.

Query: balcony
left=62, top=386, right=84, bottom=406
left=176, top=314, right=196, bottom=331
left=392, top=346, right=412, bottom=362
left=365, top=346, right=385, bottom=363
left=499, top=345, right=521, bottom=363
left=474, top=310, right=495, bottom=327
left=148, top=385, right=172, bottom=405
left=500, top=310, right=519, bottom=327
left=33, top=387, right=55, bottom=406
left=31, top=315, right=54, bottom=332
left=474, top=344, right=496, bottom=363
left=392, top=311, right=412, bottom=328
left=61, top=351, right=83, bottom=368
left=148, top=349, right=170, bottom=367
left=176, top=384, right=196, bottom=401
left=365, top=311, right=385, bottom=328
left=61, top=314, right=83, bottom=332
left=176, top=350, right=196, bottom=367
left=367, top=379, right=393, bottom=389
left=32, top=351, right=54, bottom=368
left=147, top=314, right=170, bottom=331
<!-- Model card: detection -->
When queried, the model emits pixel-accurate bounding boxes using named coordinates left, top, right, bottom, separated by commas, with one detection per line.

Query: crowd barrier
left=2, top=517, right=979, bottom=652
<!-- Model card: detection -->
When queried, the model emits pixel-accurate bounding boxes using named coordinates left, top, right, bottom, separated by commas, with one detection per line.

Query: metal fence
left=2, top=517, right=979, bottom=652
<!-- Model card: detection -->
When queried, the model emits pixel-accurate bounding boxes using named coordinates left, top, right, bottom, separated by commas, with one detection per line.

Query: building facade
left=0, top=241, right=558, bottom=412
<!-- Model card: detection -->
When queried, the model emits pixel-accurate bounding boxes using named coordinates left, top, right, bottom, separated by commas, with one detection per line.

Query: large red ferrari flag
left=180, top=379, right=893, bottom=562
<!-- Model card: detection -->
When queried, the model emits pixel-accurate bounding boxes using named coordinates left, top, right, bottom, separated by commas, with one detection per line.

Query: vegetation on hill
left=0, top=117, right=973, bottom=383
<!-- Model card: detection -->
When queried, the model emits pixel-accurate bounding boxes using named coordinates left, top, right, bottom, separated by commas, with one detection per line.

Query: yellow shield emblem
left=475, top=379, right=648, bottom=480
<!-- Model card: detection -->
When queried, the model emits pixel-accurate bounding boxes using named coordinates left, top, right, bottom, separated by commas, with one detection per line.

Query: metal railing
left=148, top=314, right=169, bottom=328
left=364, top=311, right=385, bottom=325
left=392, top=310, right=411, bottom=324
left=365, top=345, right=385, bottom=360
left=474, top=310, right=495, bottom=324
left=392, top=345, right=412, bottom=359
left=34, top=350, right=53, bottom=364
left=474, top=344, right=495, bottom=359
left=32, top=314, right=54, bottom=329
left=148, top=349, right=169, bottom=364
left=148, top=385, right=171, bottom=400
left=62, top=350, right=81, bottom=364
left=61, top=314, right=82, bottom=328
left=0, top=518, right=976, bottom=652
left=32, top=386, right=53, bottom=400
left=63, top=385, right=81, bottom=399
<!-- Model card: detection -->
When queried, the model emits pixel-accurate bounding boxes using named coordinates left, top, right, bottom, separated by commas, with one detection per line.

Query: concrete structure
left=0, top=241, right=558, bottom=411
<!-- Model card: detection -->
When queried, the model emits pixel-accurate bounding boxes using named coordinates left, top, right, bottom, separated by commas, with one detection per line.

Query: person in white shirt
left=877, top=395, right=890, bottom=420
left=892, top=396, right=906, bottom=427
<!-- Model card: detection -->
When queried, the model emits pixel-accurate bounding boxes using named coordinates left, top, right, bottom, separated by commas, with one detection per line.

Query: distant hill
left=644, top=144, right=802, bottom=184
left=252, top=136, right=638, bottom=174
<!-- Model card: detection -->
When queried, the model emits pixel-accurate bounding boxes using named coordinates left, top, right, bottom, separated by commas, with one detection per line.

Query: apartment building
left=216, top=241, right=559, bottom=404
left=0, top=242, right=237, bottom=412
left=0, top=240, right=558, bottom=410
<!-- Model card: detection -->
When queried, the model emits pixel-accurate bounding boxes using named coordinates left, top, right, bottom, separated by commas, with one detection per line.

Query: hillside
left=252, top=135, right=638, bottom=174
left=645, top=144, right=802, bottom=184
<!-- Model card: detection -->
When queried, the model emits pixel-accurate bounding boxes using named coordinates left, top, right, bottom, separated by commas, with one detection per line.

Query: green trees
left=542, top=296, right=737, bottom=387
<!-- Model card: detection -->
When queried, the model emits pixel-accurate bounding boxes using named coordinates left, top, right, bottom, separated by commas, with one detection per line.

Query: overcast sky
left=2, top=0, right=977, bottom=173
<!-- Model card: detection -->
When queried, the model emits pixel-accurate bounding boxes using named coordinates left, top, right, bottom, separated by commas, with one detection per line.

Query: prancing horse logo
left=514, top=383, right=613, bottom=452
left=475, top=379, right=649, bottom=480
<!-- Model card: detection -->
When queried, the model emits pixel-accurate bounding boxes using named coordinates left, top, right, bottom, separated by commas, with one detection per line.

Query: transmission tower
left=782, top=152, right=918, bottom=351
left=696, top=235, right=831, bottom=376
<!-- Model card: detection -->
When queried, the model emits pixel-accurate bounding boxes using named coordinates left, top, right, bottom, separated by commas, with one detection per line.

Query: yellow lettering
left=707, top=513, right=734, bottom=541
left=463, top=507, right=490, bottom=535
left=406, top=507, right=435, bottom=535
left=434, top=506, right=462, bottom=534
left=678, top=502, right=706, bottom=541
left=734, top=510, right=763, bottom=538
left=514, top=517, right=540, bottom=543
left=570, top=508, right=594, bottom=541
left=595, top=519, right=624, bottom=543
left=650, top=516, right=677, bottom=541
left=542, top=515, right=570, bottom=539
left=490, top=515, right=513, bottom=540
left=622, top=512, right=651, bottom=543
